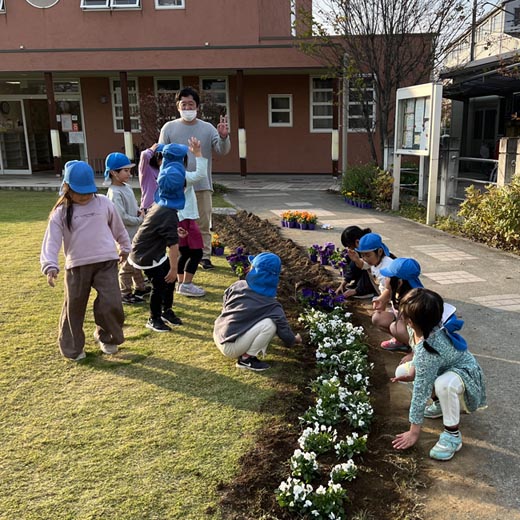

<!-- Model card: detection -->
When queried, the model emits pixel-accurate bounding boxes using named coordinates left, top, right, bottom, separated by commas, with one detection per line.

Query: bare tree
left=298, top=0, right=472, bottom=166
left=139, top=90, right=178, bottom=148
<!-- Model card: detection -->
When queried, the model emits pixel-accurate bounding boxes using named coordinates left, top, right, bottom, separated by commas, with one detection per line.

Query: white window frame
left=310, top=77, right=334, bottom=133
left=110, top=78, right=140, bottom=133
left=0, top=0, right=5, bottom=13
left=348, top=75, right=376, bottom=133
left=81, top=0, right=141, bottom=10
left=154, top=0, right=185, bottom=9
left=199, top=76, right=230, bottom=126
left=154, top=77, right=182, bottom=98
left=268, top=94, right=293, bottom=127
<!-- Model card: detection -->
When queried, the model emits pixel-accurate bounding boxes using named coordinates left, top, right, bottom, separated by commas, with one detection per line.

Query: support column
left=332, top=78, right=339, bottom=177
left=236, top=69, right=247, bottom=177
left=119, top=71, right=134, bottom=160
left=44, top=72, right=62, bottom=177
left=497, top=137, right=517, bottom=186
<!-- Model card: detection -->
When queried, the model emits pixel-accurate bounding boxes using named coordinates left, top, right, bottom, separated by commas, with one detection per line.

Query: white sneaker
left=177, top=283, right=206, bottom=297
left=69, top=351, right=86, bottom=362
left=93, top=331, right=118, bottom=355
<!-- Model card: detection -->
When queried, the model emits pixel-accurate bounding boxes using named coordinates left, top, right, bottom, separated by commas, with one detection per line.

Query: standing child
left=392, top=288, right=486, bottom=461
left=335, top=226, right=375, bottom=299
left=105, top=152, right=148, bottom=304
left=40, top=161, right=131, bottom=360
left=213, top=252, right=302, bottom=371
left=128, top=143, right=188, bottom=332
left=138, top=143, right=164, bottom=213
left=176, top=137, right=208, bottom=297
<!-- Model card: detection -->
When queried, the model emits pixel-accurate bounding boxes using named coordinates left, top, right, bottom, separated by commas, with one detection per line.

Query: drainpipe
left=237, top=69, right=247, bottom=177
left=44, top=72, right=62, bottom=177
left=119, top=71, right=134, bottom=161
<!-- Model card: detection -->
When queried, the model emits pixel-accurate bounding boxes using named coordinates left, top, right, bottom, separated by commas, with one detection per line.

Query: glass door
left=0, top=100, right=31, bottom=174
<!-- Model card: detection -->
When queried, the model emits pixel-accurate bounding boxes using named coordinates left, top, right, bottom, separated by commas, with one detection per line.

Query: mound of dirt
left=213, top=211, right=424, bottom=520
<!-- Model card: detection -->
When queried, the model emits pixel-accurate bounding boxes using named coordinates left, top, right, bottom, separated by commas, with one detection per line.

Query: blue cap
left=61, top=161, right=97, bottom=194
left=104, top=152, right=135, bottom=180
left=246, top=252, right=281, bottom=297
left=355, top=233, right=390, bottom=256
left=155, top=144, right=165, bottom=154
left=154, top=144, right=187, bottom=210
left=380, top=257, right=423, bottom=288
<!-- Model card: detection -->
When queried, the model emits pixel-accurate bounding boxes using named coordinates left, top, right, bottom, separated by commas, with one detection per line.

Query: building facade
left=0, top=0, right=384, bottom=175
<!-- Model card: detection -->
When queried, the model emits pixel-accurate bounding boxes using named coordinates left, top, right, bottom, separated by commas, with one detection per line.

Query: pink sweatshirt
left=40, top=195, right=131, bottom=274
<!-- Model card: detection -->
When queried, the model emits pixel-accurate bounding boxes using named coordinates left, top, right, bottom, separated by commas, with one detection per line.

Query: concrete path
left=213, top=173, right=520, bottom=519
left=1, top=172, right=519, bottom=517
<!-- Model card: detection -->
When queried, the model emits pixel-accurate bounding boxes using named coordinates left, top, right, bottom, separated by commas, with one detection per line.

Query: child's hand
left=346, top=248, right=359, bottom=261
left=188, top=137, right=202, bottom=157
left=178, top=227, right=189, bottom=238
left=46, top=270, right=58, bottom=287
left=343, top=288, right=356, bottom=298
left=119, top=252, right=129, bottom=264
left=335, top=282, right=345, bottom=295
left=372, top=297, right=385, bottom=311
left=392, top=427, right=420, bottom=450
left=294, top=333, right=303, bottom=345
left=165, top=269, right=177, bottom=284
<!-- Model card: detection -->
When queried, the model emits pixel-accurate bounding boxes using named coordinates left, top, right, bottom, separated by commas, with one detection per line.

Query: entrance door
left=0, top=100, right=31, bottom=174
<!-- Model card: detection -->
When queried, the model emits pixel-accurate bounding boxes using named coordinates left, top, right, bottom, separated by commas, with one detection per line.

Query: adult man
left=159, top=86, right=230, bottom=270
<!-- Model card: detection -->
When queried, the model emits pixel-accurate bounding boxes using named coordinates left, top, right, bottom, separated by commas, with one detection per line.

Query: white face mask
left=179, top=109, right=197, bottom=122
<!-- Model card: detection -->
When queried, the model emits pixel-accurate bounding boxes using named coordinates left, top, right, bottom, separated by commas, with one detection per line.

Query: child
left=391, top=288, right=486, bottom=461
left=138, top=143, right=164, bottom=213
left=128, top=143, right=188, bottom=332
left=374, top=257, right=423, bottom=352
left=105, top=152, right=148, bottom=304
left=176, top=137, right=208, bottom=297
left=213, top=252, right=302, bottom=371
left=40, top=160, right=131, bottom=361
left=335, top=226, right=375, bottom=299
left=354, top=232, right=394, bottom=302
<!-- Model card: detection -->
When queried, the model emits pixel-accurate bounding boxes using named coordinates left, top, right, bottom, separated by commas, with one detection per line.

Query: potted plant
left=225, top=247, right=250, bottom=278
left=307, top=244, right=321, bottom=263
left=211, top=233, right=225, bottom=256
left=306, top=213, right=318, bottom=230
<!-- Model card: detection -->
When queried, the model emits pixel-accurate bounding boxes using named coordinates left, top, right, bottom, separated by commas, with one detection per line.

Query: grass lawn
left=0, top=191, right=302, bottom=519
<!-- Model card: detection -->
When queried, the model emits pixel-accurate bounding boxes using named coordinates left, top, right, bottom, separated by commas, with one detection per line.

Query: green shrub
left=341, top=164, right=377, bottom=200
left=341, top=164, right=393, bottom=208
left=458, top=178, right=520, bottom=253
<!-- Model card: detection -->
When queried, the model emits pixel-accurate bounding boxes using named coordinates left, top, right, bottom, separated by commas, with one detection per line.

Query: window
left=310, top=77, right=334, bottom=132
left=155, top=78, right=181, bottom=97
left=155, top=0, right=184, bottom=8
left=81, top=0, right=140, bottom=9
left=269, top=95, right=293, bottom=127
left=348, top=76, right=376, bottom=132
left=200, top=77, right=229, bottom=127
left=0, top=0, right=5, bottom=13
left=110, top=78, right=140, bottom=132
left=515, top=8, right=520, bottom=27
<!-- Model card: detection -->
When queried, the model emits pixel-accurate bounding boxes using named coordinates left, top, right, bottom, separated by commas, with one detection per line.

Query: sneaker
left=424, top=400, right=443, bottom=419
left=69, top=351, right=86, bottom=362
left=200, top=259, right=215, bottom=270
left=177, top=283, right=206, bottom=297
left=122, top=293, right=144, bottom=305
left=236, top=355, right=270, bottom=371
left=93, top=331, right=118, bottom=355
left=353, top=292, right=375, bottom=299
left=133, top=287, right=151, bottom=298
left=380, top=338, right=410, bottom=352
left=146, top=317, right=172, bottom=333
left=99, top=342, right=118, bottom=355
left=429, top=431, right=462, bottom=461
left=161, top=309, right=183, bottom=326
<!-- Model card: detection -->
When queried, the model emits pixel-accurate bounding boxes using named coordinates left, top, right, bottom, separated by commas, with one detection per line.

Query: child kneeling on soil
left=392, top=288, right=486, bottom=461
left=335, top=225, right=375, bottom=299
left=213, top=252, right=302, bottom=371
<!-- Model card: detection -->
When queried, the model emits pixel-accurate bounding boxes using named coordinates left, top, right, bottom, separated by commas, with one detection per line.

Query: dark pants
left=343, top=260, right=376, bottom=296
left=178, top=246, right=203, bottom=275
left=144, top=260, right=176, bottom=319
left=59, top=260, right=124, bottom=359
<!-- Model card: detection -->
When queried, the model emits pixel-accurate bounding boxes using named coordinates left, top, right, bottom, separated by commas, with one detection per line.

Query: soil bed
left=213, top=211, right=424, bottom=520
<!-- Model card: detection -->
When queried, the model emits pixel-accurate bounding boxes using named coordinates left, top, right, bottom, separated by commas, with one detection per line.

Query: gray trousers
left=58, top=260, right=125, bottom=359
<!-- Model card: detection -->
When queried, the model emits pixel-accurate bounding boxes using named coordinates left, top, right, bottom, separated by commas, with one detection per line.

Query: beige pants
left=119, top=258, right=146, bottom=295
left=214, top=318, right=276, bottom=358
left=59, top=260, right=125, bottom=359
left=195, top=190, right=212, bottom=260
